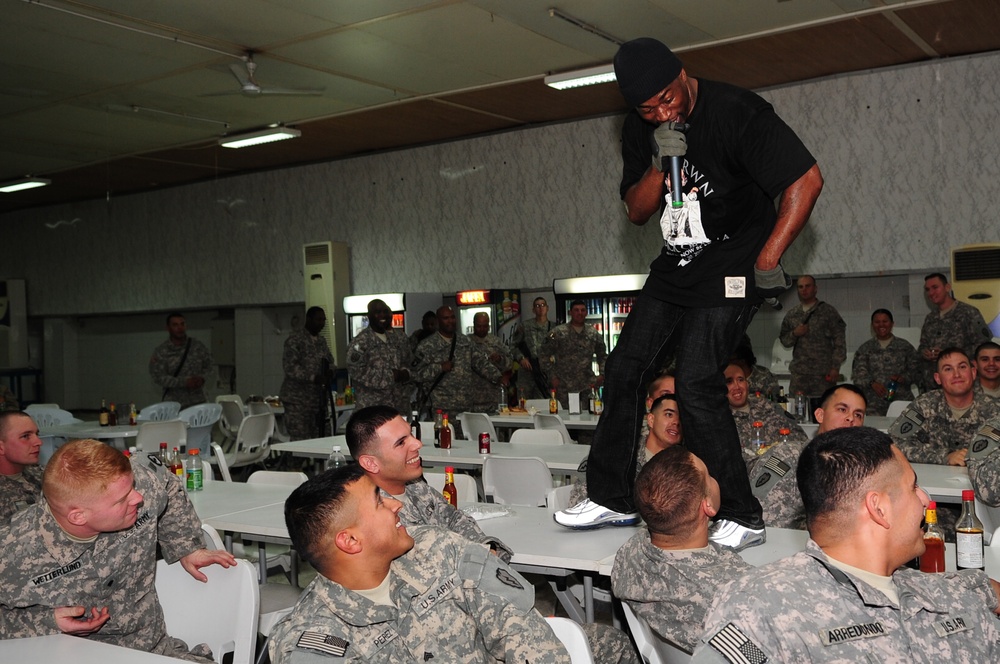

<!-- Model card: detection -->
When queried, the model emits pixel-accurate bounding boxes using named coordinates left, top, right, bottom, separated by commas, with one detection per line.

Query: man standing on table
left=555, top=37, right=823, bottom=551
left=779, top=275, right=846, bottom=397
left=149, top=312, right=213, bottom=409
left=346, top=298, right=412, bottom=414
left=281, top=306, right=335, bottom=441
left=0, top=411, right=43, bottom=524
left=0, top=439, right=236, bottom=660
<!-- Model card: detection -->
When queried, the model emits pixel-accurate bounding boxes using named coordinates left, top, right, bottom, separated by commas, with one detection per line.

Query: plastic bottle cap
left=962, top=490, right=975, bottom=501
left=188, top=449, right=200, bottom=455
left=927, top=500, right=937, bottom=510
left=445, top=466, right=454, bottom=472
left=333, top=446, right=341, bottom=452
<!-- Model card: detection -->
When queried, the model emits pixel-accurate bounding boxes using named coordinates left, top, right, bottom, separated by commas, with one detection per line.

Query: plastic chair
left=482, top=456, right=553, bottom=506
left=241, top=470, right=308, bottom=586
left=24, top=403, right=61, bottom=414
left=545, top=483, right=576, bottom=511
left=216, top=413, right=274, bottom=473
left=27, top=408, right=81, bottom=427
left=510, top=428, right=564, bottom=445
left=621, top=601, right=692, bottom=663
left=545, top=617, right=594, bottom=664
left=532, top=412, right=574, bottom=444
left=424, top=471, right=480, bottom=503
left=138, top=401, right=181, bottom=422
left=216, top=394, right=246, bottom=443
left=886, top=400, right=911, bottom=419
left=180, top=403, right=223, bottom=452
left=458, top=412, right=499, bottom=442
left=247, top=401, right=271, bottom=416
left=210, top=442, right=233, bottom=482
left=136, top=419, right=187, bottom=453
left=155, top=557, right=259, bottom=664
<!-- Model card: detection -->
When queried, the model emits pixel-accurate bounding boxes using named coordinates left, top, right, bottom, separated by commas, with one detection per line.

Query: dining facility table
left=0, top=634, right=181, bottom=663
left=490, top=410, right=599, bottom=431
left=39, top=421, right=140, bottom=449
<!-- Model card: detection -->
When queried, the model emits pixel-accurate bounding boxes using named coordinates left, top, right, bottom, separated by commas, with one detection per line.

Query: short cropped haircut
left=346, top=405, right=402, bottom=458
left=797, top=427, right=895, bottom=528
left=924, top=272, right=948, bottom=284
left=0, top=411, right=32, bottom=440
left=649, top=393, right=679, bottom=413
left=43, top=439, right=131, bottom=508
left=570, top=299, right=586, bottom=309
left=818, top=383, right=867, bottom=409
left=871, top=308, right=893, bottom=322
left=635, top=445, right=703, bottom=537
left=306, top=306, right=325, bottom=319
left=646, top=369, right=675, bottom=397
left=285, top=464, right=366, bottom=568
left=165, top=311, right=185, bottom=325
left=937, top=346, right=970, bottom=369
left=976, top=341, right=1000, bottom=358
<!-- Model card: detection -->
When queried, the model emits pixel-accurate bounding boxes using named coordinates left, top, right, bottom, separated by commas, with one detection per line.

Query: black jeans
left=587, top=293, right=764, bottom=528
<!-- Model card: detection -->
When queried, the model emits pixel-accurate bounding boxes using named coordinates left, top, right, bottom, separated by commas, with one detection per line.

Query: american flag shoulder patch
left=297, top=631, right=349, bottom=657
left=708, top=622, right=768, bottom=664
left=762, top=456, right=790, bottom=477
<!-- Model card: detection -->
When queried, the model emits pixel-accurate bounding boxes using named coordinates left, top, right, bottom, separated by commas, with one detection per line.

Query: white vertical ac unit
left=951, top=243, right=1000, bottom=338
left=303, top=242, right=351, bottom=365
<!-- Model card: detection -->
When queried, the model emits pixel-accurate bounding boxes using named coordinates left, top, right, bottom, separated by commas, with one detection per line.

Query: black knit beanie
left=614, top=38, right=683, bottom=108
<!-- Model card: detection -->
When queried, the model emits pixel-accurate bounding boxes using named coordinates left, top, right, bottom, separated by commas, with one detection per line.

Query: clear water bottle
left=328, top=445, right=348, bottom=472
left=795, top=392, right=807, bottom=423
left=185, top=449, right=203, bottom=491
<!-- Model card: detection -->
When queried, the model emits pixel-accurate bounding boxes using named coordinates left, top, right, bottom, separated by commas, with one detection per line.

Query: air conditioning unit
left=951, top=244, right=1000, bottom=338
left=303, top=242, right=351, bottom=365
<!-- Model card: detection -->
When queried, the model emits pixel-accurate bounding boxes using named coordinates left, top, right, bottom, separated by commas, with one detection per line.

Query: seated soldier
left=0, top=439, right=235, bottom=660
left=890, top=347, right=1000, bottom=466
left=967, top=416, right=1000, bottom=506
left=0, top=411, right=43, bottom=524
left=725, top=362, right=806, bottom=461
left=269, top=465, right=571, bottom=663
left=975, top=341, right=1000, bottom=398
left=748, top=384, right=866, bottom=530
left=612, top=446, right=750, bottom=654
left=346, top=405, right=512, bottom=560
left=694, top=427, right=1000, bottom=662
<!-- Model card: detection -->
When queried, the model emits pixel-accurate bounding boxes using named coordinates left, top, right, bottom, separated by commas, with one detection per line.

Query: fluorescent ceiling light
left=544, top=64, right=616, bottom=90
left=0, top=177, right=51, bottom=193
left=553, top=273, right=648, bottom=295
left=219, top=127, right=300, bottom=149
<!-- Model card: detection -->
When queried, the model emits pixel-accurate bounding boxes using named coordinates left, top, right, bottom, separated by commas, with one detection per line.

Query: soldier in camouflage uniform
left=612, top=446, right=750, bottom=654
left=413, top=307, right=505, bottom=419
left=0, top=411, right=43, bottom=524
left=852, top=308, right=921, bottom=415
left=731, top=337, right=779, bottom=398
left=281, top=307, right=336, bottom=441
left=975, top=341, right=1000, bottom=398
left=346, top=299, right=413, bottom=415
left=918, top=273, right=992, bottom=392
left=0, top=384, right=19, bottom=412
left=541, top=300, right=607, bottom=408
left=271, top=465, right=572, bottom=663
left=510, top=297, right=554, bottom=400
left=468, top=312, right=513, bottom=414
left=0, top=439, right=235, bottom=660
left=747, top=384, right=867, bottom=530
left=889, top=348, right=1000, bottom=466
left=779, top=276, right=846, bottom=397
left=345, top=405, right=513, bottom=561
left=968, top=418, right=1000, bottom=506
left=725, top=363, right=806, bottom=462
left=407, top=310, right=437, bottom=355
left=149, top=312, right=214, bottom=409
left=693, top=427, right=1000, bottom=663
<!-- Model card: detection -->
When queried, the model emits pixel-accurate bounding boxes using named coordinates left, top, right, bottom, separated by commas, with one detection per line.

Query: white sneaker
left=553, top=499, right=639, bottom=530
left=709, top=519, right=766, bottom=551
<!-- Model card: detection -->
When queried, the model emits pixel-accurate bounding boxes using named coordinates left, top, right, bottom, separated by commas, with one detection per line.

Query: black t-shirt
left=620, top=79, right=816, bottom=307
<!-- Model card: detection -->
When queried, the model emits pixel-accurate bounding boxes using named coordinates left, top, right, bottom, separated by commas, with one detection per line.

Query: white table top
left=0, top=634, right=179, bottom=663
left=490, top=411, right=599, bottom=430
left=186, top=481, right=295, bottom=520
left=911, top=462, right=972, bottom=502
left=40, top=422, right=140, bottom=439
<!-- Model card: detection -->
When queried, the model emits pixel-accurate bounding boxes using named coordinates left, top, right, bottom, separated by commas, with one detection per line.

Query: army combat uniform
left=611, top=532, right=751, bottom=653
left=389, top=479, right=513, bottom=563
left=852, top=336, right=921, bottom=415
left=0, top=459, right=211, bottom=661
left=281, top=328, right=335, bottom=441
left=889, top=390, right=1000, bottom=465
left=731, top=398, right=806, bottom=462
left=468, top=333, right=512, bottom=414
left=0, top=384, right=20, bottom=411
left=967, top=419, right=1000, bottom=506
left=540, top=323, right=607, bottom=408
left=413, top=333, right=502, bottom=416
left=510, top=318, right=553, bottom=400
left=149, top=336, right=213, bottom=408
left=747, top=438, right=810, bottom=529
left=0, top=465, right=43, bottom=525
left=745, top=365, right=779, bottom=399
left=346, top=327, right=413, bottom=415
left=693, top=539, right=1000, bottom=663
left=268, top=526, right=571, bottom=663
left=779, top=301, right=846, bottom=397
left=918, top=301, right=992, bottom=392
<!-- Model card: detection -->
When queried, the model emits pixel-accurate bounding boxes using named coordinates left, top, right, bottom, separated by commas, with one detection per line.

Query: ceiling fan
left=204, top=53, right=324, bottom=97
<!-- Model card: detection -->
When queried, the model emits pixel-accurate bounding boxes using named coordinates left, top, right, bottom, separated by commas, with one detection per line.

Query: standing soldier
left=413, top=307, right=507, bottom=423
left=149, top=312, right=214, bottom=409
left=779, top=276, right=846, bottom=398
left=346, top=299, right=413, bottom=414
left=468, top=312, right=512, bottom=414
left=541, top=300, right=607, bottom=408
left=511, top=297, right=554, bottom=400
left=280, top=307, right=335, bottom=441
left=918, top=272, right=992, bottom=392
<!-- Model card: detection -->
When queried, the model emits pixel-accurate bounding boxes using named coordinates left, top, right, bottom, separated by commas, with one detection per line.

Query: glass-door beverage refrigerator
left=342, top=292, right=443, bottom=344
left=552, top=274, right=647, bottom=353
left=454, top=289, right=521, bottom=345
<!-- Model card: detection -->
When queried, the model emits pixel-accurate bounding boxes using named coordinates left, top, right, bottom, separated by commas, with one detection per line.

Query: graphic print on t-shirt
left=658, top=166, right=709, bottom=266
